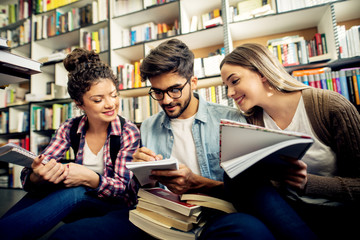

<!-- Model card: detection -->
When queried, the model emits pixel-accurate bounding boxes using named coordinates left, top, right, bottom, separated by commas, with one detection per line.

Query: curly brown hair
left=63, top=48, right=118, bottom=106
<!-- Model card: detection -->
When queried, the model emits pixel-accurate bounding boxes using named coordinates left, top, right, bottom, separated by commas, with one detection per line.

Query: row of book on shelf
left=35, top=0, right=77, bottom=13
left=82, top=27, right=109, bottom=53
left=0, top=19, right=31, bottom=48
left=228, top=0, right=275, bottom=22
left=337, top=25, right=360, bottom=59
left=117, top=19, right=180, bottom=48
left=33, top=1, right=107, bottom=41
left=292, top=67, right=360, bottom=106
left=112, top=0, right=176, bottom=18
left=267, top=33, right=330, bottom=67
left=0, top=0, right=32, bottom=27
left=277, top=0, right=340, bottom=13
left=186, top=7, right=223, bottom=33
left=0, top=110, right=29, bottom=135
left=31, top=102, right=81, bottom=131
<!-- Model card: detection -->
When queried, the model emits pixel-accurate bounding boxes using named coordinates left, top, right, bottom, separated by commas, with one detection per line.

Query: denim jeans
left=199, top=212, right=276, bottom=240
left=223, top=172, right=317, bottom=240
left=49, top=208, right=154, bottom=240
left=0, top=186, right=127, bottom=240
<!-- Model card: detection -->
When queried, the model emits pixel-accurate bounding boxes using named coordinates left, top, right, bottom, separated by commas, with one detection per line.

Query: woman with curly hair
left=0, top=48, right=142, bottom=239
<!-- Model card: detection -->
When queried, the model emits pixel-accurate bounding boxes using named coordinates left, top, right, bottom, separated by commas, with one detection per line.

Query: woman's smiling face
left=221, top=63, right=267, bottom=113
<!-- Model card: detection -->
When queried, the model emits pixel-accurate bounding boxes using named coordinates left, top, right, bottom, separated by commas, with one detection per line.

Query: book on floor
left=0, top=143, right=37, bottom=167
left=138, top=187, right=201, bottom=216
left=129, top=209, right=203, bottom=240
left=220, top=119, right=314, bottom=178
left=136, top=207, right=194, bottom=232
left=126, top=157, right=179, bottom=185
left=181, top=193, right=237, bottom=213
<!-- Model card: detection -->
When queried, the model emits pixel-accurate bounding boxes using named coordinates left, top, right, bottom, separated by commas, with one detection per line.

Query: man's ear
left=190, top=76, right=198, bottom=90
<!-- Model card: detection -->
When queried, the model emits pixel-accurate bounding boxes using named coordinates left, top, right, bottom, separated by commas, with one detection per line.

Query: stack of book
left=129, top=187, right=203, bottom=240
left=130, top=187, right=238, bottom=239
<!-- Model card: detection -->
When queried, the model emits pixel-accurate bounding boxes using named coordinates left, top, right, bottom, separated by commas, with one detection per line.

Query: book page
left=126, top=157, right=179, bottom=185
left=220, top=120, right=312, bottom=162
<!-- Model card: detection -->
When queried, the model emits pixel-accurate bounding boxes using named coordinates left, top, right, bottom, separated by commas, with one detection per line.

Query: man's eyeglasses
left=148, top=79, right=190, bottom=101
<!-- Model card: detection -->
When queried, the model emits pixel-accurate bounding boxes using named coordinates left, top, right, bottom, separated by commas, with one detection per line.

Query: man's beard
left=162, top=93, right=192, bottom=119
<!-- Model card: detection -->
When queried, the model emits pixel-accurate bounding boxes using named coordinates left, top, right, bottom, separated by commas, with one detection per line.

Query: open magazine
left=220, top=119, right=314, bottom=178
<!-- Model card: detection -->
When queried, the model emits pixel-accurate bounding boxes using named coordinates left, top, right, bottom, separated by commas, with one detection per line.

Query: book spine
left=345, top=70, right=356, bottom=104
left=339, top=70, right=350, bottom=100
left=351, top=69, right=360, bottom=105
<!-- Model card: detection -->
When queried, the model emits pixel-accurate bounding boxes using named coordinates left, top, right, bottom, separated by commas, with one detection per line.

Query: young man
left=132, top=39, right=278, bottom=239
left=133, top=39, right=244, bottom=195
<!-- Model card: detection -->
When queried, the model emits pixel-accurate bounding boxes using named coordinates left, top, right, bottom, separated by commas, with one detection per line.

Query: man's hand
left=30, top=155, right=68, bottom=184
left=132, top=147, right=163, bottom=162
left=150, top=163, right=198, bottom=195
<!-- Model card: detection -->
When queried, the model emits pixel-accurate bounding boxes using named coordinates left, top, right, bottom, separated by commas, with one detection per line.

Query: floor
left=0, top=188, right=63, bottom=239
left=0, top=187, right=26, bottom=218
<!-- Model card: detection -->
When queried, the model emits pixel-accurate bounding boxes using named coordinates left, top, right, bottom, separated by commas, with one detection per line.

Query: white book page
left=126, top=157, right=179, bottom=186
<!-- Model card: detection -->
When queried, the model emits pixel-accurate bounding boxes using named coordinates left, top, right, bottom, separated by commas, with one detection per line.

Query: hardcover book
left=138, top=187, right=201, bottom=216
left=137, top=198, right=201, bottom=224
left=220, top=119, right=314, bottom=178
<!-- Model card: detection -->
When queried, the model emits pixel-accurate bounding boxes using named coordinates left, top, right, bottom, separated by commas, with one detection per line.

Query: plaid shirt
left=21, top=115, right=141, bottom=206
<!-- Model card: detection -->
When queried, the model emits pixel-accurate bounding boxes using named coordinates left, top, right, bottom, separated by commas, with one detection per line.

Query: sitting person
left=220, top=42, right=360, bottom=239
left=134, top=39, right=315, bottom=240
left=48, top=39, right=316, bottom=240
left=0, top=48, right=142, bottom=239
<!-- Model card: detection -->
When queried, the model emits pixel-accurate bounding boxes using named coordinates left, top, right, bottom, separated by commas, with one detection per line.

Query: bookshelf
left=0, top=0, right=359, bottom=188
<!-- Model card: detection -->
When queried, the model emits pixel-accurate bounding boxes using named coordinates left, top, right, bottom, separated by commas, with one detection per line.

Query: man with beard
left=133, top=38, right=245, bottom=196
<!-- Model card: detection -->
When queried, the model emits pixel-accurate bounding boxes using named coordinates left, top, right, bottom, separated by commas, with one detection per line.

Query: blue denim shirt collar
left=161, top=92, right=206, bottom=128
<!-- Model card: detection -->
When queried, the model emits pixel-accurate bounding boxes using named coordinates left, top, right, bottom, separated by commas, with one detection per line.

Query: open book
left=220, top=119, right=314, bottom=178
left=0, top=143, right=37, bottom=167
left=126, top=157, right=179, bottom=185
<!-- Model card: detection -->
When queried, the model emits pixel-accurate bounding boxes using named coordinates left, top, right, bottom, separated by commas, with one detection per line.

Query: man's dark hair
left=140, top=39, right=194, bottom=82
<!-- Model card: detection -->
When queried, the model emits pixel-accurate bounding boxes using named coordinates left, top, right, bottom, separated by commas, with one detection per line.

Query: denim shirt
left=140, top=93, right=246, bottom=182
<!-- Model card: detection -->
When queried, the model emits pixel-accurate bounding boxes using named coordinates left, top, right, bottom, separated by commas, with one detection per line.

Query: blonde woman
left=220, top=43, right=360, bottom=239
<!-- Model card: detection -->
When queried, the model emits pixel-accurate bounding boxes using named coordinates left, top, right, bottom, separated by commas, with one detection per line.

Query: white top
left=264, top=96, right=338, bottom=206
left=83, top=140, right=105, bottom=175
left=170, top=115, right=201, bottom=175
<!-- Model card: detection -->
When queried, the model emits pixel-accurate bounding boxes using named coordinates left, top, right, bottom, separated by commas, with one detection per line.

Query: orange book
left=352, top=70, right=360, bottom=105
left=213, top=8, right=220, bottom=18
left=134, top=61, right=141, bottom=88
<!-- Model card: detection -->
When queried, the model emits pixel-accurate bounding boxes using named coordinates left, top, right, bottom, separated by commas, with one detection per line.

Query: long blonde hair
left=220, top=43, right=309, bottom=92
left=220, top=43, right=310, bottom=115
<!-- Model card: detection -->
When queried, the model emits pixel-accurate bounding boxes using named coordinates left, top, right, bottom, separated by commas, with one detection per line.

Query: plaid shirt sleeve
left=92, top=119, right=141, bottom=206
left=21, top=118, right=73, bottom=189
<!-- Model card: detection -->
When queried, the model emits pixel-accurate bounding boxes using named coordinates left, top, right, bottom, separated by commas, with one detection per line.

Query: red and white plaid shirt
left=21, top=115, right=141, bottom=206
